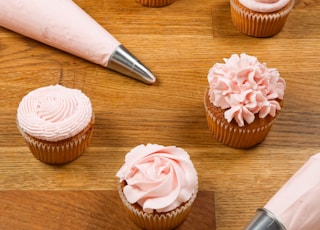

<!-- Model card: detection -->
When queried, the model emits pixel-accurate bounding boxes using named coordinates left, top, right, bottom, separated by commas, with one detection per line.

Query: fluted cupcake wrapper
left=205, top=107, right=274, bottom=148
left=204, top=89, right=280, bottom=149
left=136, top=0, right=174, bottom=7
left=17, top=116, right=94, bottom=165
left=230, top=0, right=294, bottom=37
left=118, top=182, right=198, bottom=230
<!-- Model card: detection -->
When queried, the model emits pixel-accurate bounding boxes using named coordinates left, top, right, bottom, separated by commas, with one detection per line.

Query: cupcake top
left=17, top=84, right=93, bottom=142
left=239, top=0, right=290, bottom=12
left=207, top=53, right=286, bottom=127
left=116, top=144, right=198, bottom=213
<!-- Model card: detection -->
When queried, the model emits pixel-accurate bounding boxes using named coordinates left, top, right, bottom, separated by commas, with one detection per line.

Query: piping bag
left=0, top=0, right=156, bottom=84
left=244, top=153, right=320, bottom=230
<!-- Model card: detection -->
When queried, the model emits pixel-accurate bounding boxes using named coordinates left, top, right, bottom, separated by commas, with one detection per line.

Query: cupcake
left=230, top=0, right=295, bottom=37
left=17, top=84, right=94, bottom=164
left=204, top=53, right=286, bottom=149
left=136, top=0, right=174, bottom=7
left=116, top=144, right=198, bottom=230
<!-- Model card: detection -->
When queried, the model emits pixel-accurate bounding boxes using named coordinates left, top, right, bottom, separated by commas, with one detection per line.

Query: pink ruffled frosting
left=239, top=0, right=290, bottom=12
left=17, top=85, right=92, bottom=141
left=207, top=53, right=286, bottom=127
left=116, top=144, right=198, bottom=213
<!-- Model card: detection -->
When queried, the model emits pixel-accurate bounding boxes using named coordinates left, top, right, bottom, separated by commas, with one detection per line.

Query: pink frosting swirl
left=116, top=144, right=198, bottom=213
left=207, top=53, right=286, bottom=127
left=17, top=85, right=93, bottom=141
left=239, top=0, right=290, bottom=12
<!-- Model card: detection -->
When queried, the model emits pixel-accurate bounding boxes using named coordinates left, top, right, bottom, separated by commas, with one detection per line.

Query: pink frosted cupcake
left=136, top=0, right=174, bottom=7
left=204, top=54, right=286, bottom=148
left=230, top=0, right=295, bottom=37
left=17, top=85, right=94, bottom=165
left=116, top=144, right=198, bottom=230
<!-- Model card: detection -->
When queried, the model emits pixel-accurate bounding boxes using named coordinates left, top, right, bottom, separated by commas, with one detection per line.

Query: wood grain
left=0, top=190, right=215, bottom=229
left=0, top=0, right=320, bottom=229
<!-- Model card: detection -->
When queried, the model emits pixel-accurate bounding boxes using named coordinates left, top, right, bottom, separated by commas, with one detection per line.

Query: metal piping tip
left=244, top=208, right=286, bottom=230
left=107, top=45, right=156, bottom=84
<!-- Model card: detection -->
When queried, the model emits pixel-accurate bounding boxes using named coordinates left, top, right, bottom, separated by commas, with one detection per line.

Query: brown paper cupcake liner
left=118, top=182, right=198, bottom=230
left=204, top=89, right=281, bottom=148
left=18, top=115, right=94, bottom=165
left=136, top=0, right=174, bottom=7
left=230, top=0, right=294, bottom=37
left=205, top=106, right=275, bottom=148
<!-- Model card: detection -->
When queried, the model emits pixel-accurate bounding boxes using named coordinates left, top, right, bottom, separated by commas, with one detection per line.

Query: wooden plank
left=0, top=190, right=215, bottom=229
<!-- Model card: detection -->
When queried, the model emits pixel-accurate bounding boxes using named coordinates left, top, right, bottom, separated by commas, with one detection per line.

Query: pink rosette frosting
left=17, top=85, right=92, bottom=142
left=116, top=144, right=198, bottom=213
left=239, top=0, right=290, bottom=12
left=207, top=53, right=286, bottom=127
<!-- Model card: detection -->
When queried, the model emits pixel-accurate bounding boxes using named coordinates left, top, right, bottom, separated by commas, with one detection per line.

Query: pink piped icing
left=264, top=153, right=320, bottom=229
left=239, top=0, right=290, bottom=12
left=207, top=53, right=285, bottom=127
left=0, top=0, right=120, bottom=67
left=116, top=144, right=198, bottom=213
left=17, top=85, right=92, bottom=142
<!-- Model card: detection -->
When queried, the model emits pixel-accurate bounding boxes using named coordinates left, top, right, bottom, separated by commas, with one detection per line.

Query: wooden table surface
left=1, top=0, right=320, bottom=229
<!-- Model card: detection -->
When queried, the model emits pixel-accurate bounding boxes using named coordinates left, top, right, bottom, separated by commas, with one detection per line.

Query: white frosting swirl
left=207, top=53, right=286, bottom=127
left=116, top=144, right=198, bottom=213
left=17, top=85, right=92, bottom=141
left=239, top=0, right=290, bottom=12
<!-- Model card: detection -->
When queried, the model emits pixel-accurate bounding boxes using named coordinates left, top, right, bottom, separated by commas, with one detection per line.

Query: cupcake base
left=18, top=114, right=95, bottom=165
left=230, top=0, right=294, bottom=37
left=204, top=89, right=282, bottom=149
left=118, top=181, right=198, bottom=230
left=136, top=0, right=174, bottom=7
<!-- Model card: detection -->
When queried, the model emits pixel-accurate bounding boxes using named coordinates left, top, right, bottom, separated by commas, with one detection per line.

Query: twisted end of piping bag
left=107, top=45, right=156, bottom=84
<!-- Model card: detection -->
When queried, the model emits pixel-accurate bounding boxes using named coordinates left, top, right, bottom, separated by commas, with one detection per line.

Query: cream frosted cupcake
left=136, top=0, right=174, bottom=7
left=230, top=0, right=294, bottom=37
left=116, top=144, right=198, bottom=230
left=17, top=84, right=94, bottom=165
left=204, top=53, right=286, bottom=149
